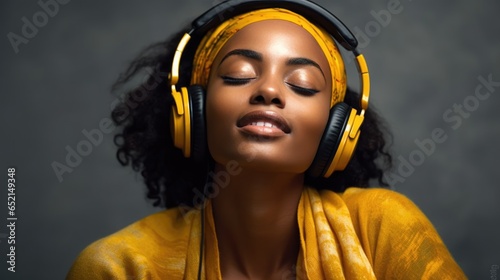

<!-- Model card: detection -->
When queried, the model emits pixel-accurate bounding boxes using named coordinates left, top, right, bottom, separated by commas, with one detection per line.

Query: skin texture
left=205, top=20, right=334, bottom=279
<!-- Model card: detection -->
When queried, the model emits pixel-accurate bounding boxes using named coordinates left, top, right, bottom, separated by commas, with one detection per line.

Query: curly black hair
left=111, top=25, right=393, bottom=209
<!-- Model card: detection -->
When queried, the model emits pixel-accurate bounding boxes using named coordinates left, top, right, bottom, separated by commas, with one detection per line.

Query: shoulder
left=87, top=207, right=197, bottom=252
left=340, top=187, right=421, bottom=218
left=338, top=187, right=437, bottom=246
left=340, top=186, right=413, bottom=207
left=337, top=187, right=466, bottom=279
left=338, top=187, right=450, bottom=241
left=66, top=207, right=199, bottom=279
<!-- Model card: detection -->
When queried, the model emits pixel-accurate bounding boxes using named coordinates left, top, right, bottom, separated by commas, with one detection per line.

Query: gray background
left=1, top=0, right=499, bottom=279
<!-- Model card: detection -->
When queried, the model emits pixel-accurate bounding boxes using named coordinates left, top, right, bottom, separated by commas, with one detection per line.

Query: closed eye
left=285, top=82, right=320, bottom=96
left=221, top=76, right=255, bottom=86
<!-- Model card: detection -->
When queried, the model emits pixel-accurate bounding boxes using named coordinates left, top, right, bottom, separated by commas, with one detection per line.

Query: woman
left=67, top=0, right=466, bottom=279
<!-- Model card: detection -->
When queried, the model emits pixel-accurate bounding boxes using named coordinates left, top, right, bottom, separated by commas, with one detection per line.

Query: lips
left=237, top=110, right=291, bottom=137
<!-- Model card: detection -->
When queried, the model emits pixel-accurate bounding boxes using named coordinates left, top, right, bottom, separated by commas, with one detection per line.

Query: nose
left=249, top=76, right=285, bottom=108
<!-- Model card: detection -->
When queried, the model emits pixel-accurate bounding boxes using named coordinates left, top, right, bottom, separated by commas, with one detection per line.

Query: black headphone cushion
left=307, top=102, right=351, bottom=178
left=188, top=85, right=207, bottom=164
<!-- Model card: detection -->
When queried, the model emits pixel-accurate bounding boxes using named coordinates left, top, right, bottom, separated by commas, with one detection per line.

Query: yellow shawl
left=66, top=187, right=466, bottom=279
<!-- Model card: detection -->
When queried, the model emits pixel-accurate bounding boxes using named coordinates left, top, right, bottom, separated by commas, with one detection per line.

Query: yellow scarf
left=182, top=188, right=376, bottom=279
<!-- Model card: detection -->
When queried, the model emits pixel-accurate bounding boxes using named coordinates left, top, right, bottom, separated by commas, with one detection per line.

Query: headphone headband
left=192, top=0, right=358, bottom=51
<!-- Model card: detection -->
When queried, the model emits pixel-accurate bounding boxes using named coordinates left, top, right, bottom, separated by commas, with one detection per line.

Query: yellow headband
left=190, top=8, right=347, bottom=108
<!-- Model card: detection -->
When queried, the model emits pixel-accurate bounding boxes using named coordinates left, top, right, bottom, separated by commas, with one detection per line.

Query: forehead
left=215, top=19, right=328, bottom=61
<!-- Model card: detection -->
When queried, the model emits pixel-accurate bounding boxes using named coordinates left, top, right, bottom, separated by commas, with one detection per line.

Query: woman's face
left=205, top=20, right=332, bottom=174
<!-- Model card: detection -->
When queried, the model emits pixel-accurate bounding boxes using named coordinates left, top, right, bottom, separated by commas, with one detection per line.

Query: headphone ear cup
left=307, top=102, right=351, bottom=178
left=187, top=85, right=207, bottom=163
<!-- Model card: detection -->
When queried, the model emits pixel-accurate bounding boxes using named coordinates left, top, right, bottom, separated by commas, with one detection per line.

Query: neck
left=210, top=163, right=303, bottom=279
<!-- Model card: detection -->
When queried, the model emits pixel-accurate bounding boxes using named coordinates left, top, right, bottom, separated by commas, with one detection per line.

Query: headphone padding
left=307, top=102, right=351, bottom=178
left=188, top=85, right=207, bottom=163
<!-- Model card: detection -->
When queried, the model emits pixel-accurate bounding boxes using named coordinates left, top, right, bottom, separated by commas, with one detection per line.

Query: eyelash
left=221, top=76, right=255, bottom=86
left=220, top=76, right=319, bottom=96
left=285, top=82, right=320, bottom=96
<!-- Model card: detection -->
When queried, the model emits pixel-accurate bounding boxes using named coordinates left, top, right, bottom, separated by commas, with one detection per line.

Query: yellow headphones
left=169, top=0, right=370, bottom=178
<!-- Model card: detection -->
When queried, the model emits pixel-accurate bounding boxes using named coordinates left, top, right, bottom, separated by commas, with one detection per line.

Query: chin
left=209, top=137, right=317, bottom=174
left=212, top=151, right=310, bottom=175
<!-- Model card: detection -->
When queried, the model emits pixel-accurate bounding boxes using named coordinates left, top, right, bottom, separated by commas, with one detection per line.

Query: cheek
left=205, top=91, right=227, bottom=148
left=310, top=112, right=330, bottom=145
left=288, top=101, right=331, bottom=168
left=204, top=85, right=243, bottom=162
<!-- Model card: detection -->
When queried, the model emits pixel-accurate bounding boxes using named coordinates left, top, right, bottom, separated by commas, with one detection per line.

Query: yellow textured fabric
left=190, top=8, right=347, bottom=108
left=66, top=187, right=467, bottom=279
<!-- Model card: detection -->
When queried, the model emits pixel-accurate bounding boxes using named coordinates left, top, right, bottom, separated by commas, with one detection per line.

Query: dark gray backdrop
left=1, top=0, right=499, bottom=279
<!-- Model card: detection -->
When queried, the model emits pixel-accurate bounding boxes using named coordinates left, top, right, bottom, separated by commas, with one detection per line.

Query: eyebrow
left=286, top=57, right=326, bottom=79
left=218, top=49, right=326, bottom=79
left=219, top=49, right=263, bottom=65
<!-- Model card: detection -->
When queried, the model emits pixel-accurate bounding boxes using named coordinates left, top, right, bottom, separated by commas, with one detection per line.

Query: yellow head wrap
left=190, top=8, right=347, bottom=108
